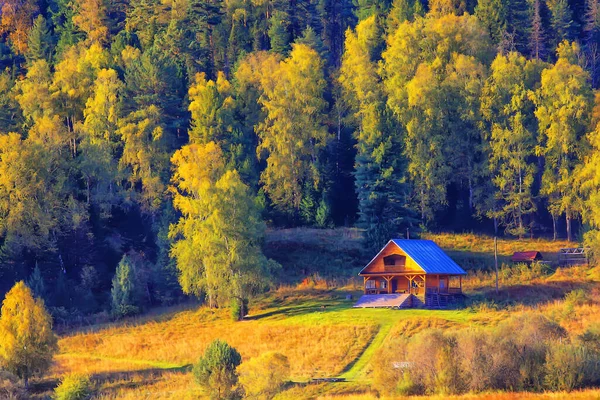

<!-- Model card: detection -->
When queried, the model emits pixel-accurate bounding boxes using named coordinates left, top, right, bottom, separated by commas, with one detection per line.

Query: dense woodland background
left=2, top=0, right=600, bottom=316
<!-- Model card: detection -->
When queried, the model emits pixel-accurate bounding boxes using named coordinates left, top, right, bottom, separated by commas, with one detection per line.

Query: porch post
left=459, top=275, right=462, bottom=293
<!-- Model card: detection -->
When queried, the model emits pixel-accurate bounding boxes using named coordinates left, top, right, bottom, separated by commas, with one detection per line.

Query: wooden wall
left=362, top=242, right=423, bottom=274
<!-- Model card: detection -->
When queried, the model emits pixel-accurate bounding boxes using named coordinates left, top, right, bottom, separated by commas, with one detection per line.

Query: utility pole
left=494, top=236, right=499, bottom=294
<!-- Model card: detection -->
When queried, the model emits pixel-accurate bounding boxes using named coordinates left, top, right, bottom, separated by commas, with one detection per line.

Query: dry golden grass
left=320, top=389, right=600, bottom=399
left=59, top=305, right=377, bottom=379
left=424, top=232, right=574, bottom=257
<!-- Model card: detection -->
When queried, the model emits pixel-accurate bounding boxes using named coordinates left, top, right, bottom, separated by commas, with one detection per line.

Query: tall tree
left=169, top=142, right=274, bottom=308
left=530, top=0, right=547, bottom=60
left=26, top=15, right=53, bottom=63
left=548, top=0, right=575, bottom=48
left=78, top=68, right=123, bottom=216
left=340, top=16, right=414, bottom=249
left=256, top=43, right=329, bottom=216
left=382, top=13, right=493, bottom=221
left=481, top=52, right=545, bottom=237
left=535, top=41, right=593, bottom=241
left=268, top=10, right=291, bottom=54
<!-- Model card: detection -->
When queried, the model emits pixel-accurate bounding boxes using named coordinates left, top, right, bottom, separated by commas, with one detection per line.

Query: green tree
left=256, top=43, right=329, bottom=216
left=78, top=67, right=123, bottom=216
left=481, top=52, right=545, bottom=237
left=0, top=281, right=57, bottom=388
left=340, top=16, right=414, bottom=249
left=381, top=13, right=492, bottom=221
left=26, top=263, right=46, bottom=300
left=26, top=15, right=53, bottom=63
left=193, top=339, right=242, bottom=400
left=111, top=254, right=140, bottom=317
left=268, top=10, right=291, bottom=54
left=169, top=142, right=274, bottom=311
left=535, top=42, right=593, bottom=241
left=548, top=0, right=574, bottom=48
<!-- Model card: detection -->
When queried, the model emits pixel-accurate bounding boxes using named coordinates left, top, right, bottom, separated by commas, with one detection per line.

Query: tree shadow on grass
left=89, top=364, right=192, bottom=396
left=245, top=300, right=354, bottom=321
left=28, top=365, right=192, bottom=399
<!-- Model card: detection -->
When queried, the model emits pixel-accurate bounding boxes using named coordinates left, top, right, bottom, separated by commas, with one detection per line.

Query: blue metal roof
left=391, top=239, right=467, bottom=275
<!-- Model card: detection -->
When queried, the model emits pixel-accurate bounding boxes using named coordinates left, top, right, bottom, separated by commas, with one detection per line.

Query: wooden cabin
left=354, top=239, right=467, bottom=309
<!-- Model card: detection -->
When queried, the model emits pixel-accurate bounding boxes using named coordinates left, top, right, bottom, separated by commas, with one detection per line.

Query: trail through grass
left=338, top=321, right=394, bottom=381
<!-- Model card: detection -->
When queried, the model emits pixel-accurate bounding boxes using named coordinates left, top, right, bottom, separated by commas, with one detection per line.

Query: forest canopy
left=1, top=0, right=600, bottom=316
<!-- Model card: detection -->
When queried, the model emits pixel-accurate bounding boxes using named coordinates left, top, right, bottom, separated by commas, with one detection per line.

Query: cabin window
left=383, top=254, right=406, bottom=267
left=366, top=280, right=376, bottom=289
left=380, top=280, right=387, bottom=289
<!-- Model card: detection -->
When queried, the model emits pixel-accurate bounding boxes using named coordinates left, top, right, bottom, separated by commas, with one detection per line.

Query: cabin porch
left=362, top=274, right=462, bottom=295
left=362, top=274, right=463, bottom=308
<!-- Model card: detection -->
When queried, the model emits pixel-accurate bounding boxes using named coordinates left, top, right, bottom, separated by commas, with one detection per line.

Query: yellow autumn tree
left=0, top=0, right=38, bottom=54
left=169, top=142, right=275, bottom=315
left=78, top=68, right=124, bottom=214
left=256, top=44, right=329, bottom=214
left=535, top=41, right=593, bottom=241
left=0, top=281, right=57, bottom=388
left=73, top=0, right=110, bottom=44
left=188, top=71, right=235, bottom=144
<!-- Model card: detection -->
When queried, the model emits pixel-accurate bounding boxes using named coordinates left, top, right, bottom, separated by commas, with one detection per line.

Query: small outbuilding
left=511, top=251, right=543, bottom=263
left=354, top=239, right=467, bottom=309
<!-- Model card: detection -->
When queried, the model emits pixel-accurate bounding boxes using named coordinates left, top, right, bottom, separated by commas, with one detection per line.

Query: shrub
left=193, top=339, right=242, bottom=400
left=0, top=371, right=26, bottom=399
left=372, top=337, right=412, bottom=396
left=405, top=329, right=464, bottom=395
left=53, top=374, right=92, bottom=400
left=238, top=352, right=290, bottom=399
left=544, top=343, right=589, bottom=392
left=564, top=289, right=590, bottom=315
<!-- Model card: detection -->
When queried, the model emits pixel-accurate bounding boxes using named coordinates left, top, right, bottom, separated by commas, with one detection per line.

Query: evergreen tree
left=193, top=339, right=242, bottom=400
left=111, top=254, right=140, bottom=317
left=548, top=0, right=575, bottom=48
left=26, top=263, right=46, bottom=300
left=268, top=10, right=291, bottom=54
left=340, top=16, right=415, bottom=249
left=530, top=0, right=547, bottom=60
left=26, top=15, right=53, bottom=63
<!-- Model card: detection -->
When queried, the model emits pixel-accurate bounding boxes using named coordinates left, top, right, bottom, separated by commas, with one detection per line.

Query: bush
left=0, top=371, right=26, bottom=399
left=564, top=289, right=590, bottom=315
left=53, top=374, right=93, bottom=400
left=193, top=339, right=242, bottom=400
left=544, top=344, right=589, bottom=392
left=238, top=352, right=290, bottom=399
left=373, top=314, right=573, bottom=396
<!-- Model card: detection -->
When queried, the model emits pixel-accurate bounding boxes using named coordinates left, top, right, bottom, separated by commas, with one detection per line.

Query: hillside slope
left=28, top=230, right=600, bottom=399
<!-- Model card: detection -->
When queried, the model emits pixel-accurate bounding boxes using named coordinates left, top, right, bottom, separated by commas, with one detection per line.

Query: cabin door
left=391, top=279, right=397, bottom=293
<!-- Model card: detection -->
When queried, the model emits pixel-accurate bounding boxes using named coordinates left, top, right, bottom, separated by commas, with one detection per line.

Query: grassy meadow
left=27, top=229, right=600, bottom=399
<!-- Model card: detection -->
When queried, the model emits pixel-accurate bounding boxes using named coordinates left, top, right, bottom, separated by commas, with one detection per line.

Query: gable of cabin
left=360, top=242, right=424, bottom=274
